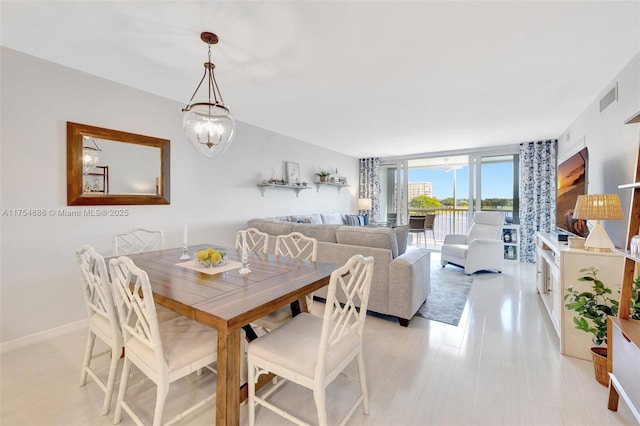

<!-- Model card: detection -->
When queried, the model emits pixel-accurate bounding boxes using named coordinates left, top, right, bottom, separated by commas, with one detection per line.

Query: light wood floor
left=1, top=254, right=636, bottom=426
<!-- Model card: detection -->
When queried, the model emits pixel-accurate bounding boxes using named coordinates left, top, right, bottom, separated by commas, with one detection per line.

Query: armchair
left=441, top=211, right=507, bottom=274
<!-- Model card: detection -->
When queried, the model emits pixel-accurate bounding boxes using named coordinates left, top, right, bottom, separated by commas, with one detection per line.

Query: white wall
left=557, top=53, right=640, bottom=248
left=0, top=47, right=358, bottom=345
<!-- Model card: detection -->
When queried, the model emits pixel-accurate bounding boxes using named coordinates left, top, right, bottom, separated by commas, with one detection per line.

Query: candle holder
left=239, top=231, right=251, bottom=275
left=180, top=244, right=190, bottom=260
left=239, top=249, right=251, bottom=275
left=180, top=223, right=190, bottom=260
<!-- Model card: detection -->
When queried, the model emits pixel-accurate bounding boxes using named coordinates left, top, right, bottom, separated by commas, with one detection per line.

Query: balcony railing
left=400, top=207, right=513, bottom=242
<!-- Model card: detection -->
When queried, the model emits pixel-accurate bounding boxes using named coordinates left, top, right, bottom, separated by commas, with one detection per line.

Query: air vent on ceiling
left=599, top=83, right=618, bottom=113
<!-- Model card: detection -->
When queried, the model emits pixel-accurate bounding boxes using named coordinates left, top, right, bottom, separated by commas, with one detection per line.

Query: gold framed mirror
left=67, top=122, right=170, bottom=205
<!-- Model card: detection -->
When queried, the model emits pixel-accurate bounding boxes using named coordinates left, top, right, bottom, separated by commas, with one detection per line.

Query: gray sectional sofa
left=247, top=214, right=431, bottom=326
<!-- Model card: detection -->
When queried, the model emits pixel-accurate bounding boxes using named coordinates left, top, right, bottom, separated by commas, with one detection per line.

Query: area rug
left=415, top=252, right=472, bottom=326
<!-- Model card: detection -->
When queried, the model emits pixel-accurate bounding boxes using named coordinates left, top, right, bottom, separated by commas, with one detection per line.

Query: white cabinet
left=536, top=232, right=623, bottom=360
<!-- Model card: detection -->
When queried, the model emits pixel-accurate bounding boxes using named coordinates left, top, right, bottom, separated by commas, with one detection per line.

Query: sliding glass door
left=382, top=150, right=519, bottom=244
left=379, top=161, right=407, bottom=225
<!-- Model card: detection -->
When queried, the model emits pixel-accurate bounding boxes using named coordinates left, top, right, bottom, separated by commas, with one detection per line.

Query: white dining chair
left=109, top=256, right=218, bottom=426
left=248, top=254, right=374, bottom=426
left=77, top=245, right=122, bottom=416
left=253, top=232, right=318, bottom=332
left=114, top=228, right=165, bottom=256
left=235, top=228, right=269, bottom=254
left=113, top=228, right=178, bottom=324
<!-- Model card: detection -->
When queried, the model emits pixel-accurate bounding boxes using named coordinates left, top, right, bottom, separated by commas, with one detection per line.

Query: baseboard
left=1, top=319, right=88, bottom=355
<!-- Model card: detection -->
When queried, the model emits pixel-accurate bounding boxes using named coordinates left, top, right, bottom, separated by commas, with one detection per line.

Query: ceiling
left=2, top=1, right=639, bottom=158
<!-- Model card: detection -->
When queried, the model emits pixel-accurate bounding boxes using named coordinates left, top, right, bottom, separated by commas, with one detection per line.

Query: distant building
left=408, top=182, right=433, bottom=200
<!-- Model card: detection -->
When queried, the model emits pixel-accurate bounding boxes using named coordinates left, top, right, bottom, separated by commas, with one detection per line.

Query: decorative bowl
left=194, top=247, right=227, bottom=267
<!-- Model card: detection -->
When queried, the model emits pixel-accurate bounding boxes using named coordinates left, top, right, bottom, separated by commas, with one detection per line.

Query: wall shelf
left=257, top=183, right=310, bottom=197
left=314, top=182, right=350, bottom=193
left=618, top=182, right=640, bottom=189
left=502, top=225, right=519, bottom=261
left=624, top=111, right=640, bottom=124
left=607, top=135, right=640, bottom=422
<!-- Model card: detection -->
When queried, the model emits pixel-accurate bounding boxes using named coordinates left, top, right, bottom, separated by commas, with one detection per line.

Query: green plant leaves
left=565, top=267, right=617, bottom=347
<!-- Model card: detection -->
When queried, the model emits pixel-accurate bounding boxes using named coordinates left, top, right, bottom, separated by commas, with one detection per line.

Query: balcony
left=394, top=208, right=514, bottom=247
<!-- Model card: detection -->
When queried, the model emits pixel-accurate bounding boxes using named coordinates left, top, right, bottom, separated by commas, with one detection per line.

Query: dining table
left=116, top=244, right=338, bottom=426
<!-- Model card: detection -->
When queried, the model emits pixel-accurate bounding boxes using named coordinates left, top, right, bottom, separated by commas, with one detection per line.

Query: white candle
left=183, top=224, right=188, bottom=247
left=242, top=230, right=247, bottom=256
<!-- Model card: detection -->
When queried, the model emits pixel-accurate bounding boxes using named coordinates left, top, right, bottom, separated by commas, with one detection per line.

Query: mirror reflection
left=67, top=122, right=170, bottom=205
left=82, top=138, right=161, bottom=195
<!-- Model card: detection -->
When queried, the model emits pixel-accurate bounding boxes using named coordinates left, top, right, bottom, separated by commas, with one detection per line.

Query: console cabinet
left=536, top=232, right=622, bottom=360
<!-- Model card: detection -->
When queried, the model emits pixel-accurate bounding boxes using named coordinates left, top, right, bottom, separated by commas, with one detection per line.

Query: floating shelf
left=624, top=110, right=640, bottom=124
left=618, top=182, right=640, bottom=189
left=257, top=183, right=311, bottom=197
left=315, top=182, right=350, bottom=193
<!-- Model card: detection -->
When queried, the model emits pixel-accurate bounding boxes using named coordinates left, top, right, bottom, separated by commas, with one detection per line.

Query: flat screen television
left=556, top=147, right=588, bottom=237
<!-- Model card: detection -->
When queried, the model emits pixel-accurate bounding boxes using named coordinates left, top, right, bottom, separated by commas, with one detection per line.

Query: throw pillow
left=321, top=212, right=343, bottom=225
left=309, top=214, right=323, bottom=224
left=345, top=214, right=361, bottom=226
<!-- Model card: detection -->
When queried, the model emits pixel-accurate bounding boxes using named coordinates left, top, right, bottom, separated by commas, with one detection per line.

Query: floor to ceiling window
left=381, top=148, right=519, bottom=241
left=476, top=154, right=519, bottom=224
left=379, top=162, right=407, bottom=224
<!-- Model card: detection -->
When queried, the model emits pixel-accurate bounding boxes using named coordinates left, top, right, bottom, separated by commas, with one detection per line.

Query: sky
left=408, top=162, right=513, bottom=200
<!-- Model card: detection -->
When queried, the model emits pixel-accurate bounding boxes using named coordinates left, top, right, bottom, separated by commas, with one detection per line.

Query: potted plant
left=564, top=267, right=618, bottom=386
left=315, top=170, right=331, bottom=182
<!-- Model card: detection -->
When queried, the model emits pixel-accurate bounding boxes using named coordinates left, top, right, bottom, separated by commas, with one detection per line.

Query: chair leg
left=102, top=345, right=121, bottom=415
left=80, top=332, right=96, bottom=385
left=248, top=363, right=256, bottom=426
left=152, top=381, right=170, bottom=426
left=113, top=358, right=132, bottom=424
left=313, top=387, right=328, bottom=426
left=356, top=352, right=369, bottom=414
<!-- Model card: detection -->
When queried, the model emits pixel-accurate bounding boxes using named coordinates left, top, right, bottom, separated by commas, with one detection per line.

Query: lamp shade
left=358, top=198, right=372, bottom=210
left=572, top=194, right=624, bottom=252
left=572, top=194, right=623, bottom=220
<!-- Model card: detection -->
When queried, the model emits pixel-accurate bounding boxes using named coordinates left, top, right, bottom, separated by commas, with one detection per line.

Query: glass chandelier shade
left=82, top=137, right=101, bottom=174
left=182, top=32, right=235, bottom=158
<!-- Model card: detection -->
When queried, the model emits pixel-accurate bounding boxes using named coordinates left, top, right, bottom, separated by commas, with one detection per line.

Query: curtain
left=519, top=140, right=557, bottom=262
left=359, top=158, right=381, bottom=223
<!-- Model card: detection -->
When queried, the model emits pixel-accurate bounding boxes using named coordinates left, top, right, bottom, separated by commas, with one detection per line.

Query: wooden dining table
left=117, top=244, right=337, bottom=426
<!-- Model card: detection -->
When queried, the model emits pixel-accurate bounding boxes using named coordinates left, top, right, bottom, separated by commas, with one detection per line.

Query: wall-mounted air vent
left=599, top=83, right=618, bottom=113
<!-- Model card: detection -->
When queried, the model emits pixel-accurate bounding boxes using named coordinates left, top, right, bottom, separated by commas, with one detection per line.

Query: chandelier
left=182, top=32, right=235, bottom=158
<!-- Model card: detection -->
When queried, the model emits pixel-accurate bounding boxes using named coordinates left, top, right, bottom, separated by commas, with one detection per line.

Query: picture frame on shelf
left=333, top=175, right=347, bottom=185
left=285, top=161, right=300, bottom=185
left=502, top=229, right=516, bottom=243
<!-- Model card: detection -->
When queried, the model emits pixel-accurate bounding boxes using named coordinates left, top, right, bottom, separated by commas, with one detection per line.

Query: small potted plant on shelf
left=315, top=170, right=331, bottom=183
left=564, top=267, right=618, bottom=387
left=631, top=276, right=640, bottom=320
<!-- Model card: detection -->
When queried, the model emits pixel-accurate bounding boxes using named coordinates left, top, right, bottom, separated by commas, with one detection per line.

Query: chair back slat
left=114, top=228, right=164, bottom=255
left=235, top=228, right=269, bottom=254
left=77, top=245, right=121, bottom=339
left=275, top=232, right=317, bottom=261
left=109, top=257, right=164, bottom=368
left=317, top=255, right=373, bottom=376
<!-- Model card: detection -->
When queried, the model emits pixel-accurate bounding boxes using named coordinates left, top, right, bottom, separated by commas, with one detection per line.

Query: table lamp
left=358, top=198, right=372, bottom=211
left=572, top=194, right=624, bottom=252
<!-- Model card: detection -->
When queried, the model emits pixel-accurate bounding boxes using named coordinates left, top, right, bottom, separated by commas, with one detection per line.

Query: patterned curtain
left=359, top=158, right=381, bottom=223
left=519, top=140, right=557, bottom=262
